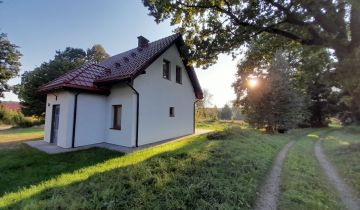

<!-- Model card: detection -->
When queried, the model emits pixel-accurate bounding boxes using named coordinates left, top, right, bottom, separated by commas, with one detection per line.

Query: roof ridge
left=100, top=34, right=180, bottom=63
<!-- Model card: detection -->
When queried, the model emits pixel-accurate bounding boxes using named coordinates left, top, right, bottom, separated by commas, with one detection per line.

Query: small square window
left=169, top=107, right=175, bottom=117
left=163, top=60, right=170, bottom=80
left=176, top=66, right=182, bottom=84
left=112, top=105, right=122, bottom=130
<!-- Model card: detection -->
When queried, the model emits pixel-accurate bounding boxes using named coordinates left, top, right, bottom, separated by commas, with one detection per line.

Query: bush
left=0, top=106, right=43, bottom=127
left=207, top=126, right=252, bottom=141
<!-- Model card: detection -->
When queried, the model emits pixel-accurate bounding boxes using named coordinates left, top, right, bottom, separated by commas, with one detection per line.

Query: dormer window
left=163, top=59, right=170, bottom=80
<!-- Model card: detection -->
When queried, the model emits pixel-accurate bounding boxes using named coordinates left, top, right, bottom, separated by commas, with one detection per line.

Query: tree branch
left=176, top=0, right=327, bottom=47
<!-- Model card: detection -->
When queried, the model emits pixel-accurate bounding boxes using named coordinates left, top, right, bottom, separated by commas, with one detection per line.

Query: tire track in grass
left=254, top=140, right=296, bottom=210
left=315, top=139, right=360, bottom=210
left=278, top=131, right=344, bottom=210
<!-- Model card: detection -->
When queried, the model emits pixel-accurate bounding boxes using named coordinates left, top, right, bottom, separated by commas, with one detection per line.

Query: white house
left=39, top=34, right=203, bottom=148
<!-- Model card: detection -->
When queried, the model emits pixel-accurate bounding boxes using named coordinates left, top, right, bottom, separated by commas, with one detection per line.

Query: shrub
left=0, top=106, right=43, bottom=127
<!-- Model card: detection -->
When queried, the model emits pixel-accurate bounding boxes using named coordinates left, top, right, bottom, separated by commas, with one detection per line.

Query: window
left=176, top=66, right=182, bottom=84
left=169, top=107, right=175, bottom=117
left=163, top=59, right=170, bottom=80
left=112, top=105, right=122, bottom=130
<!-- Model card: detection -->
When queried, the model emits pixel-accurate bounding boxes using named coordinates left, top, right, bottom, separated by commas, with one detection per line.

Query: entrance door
left=50, top=105, right=60, bottom=144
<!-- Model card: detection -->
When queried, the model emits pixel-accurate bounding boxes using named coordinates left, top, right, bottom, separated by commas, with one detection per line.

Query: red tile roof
left=0, top=101, right=21, bottom=112
left=39, top=34, right=203, bottom=99
left=39, top=63, right=111, bottom=94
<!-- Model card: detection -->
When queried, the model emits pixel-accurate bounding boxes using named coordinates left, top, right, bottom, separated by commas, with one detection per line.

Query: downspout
left=126, top=82, right=139, bottom=147
left=71, top=92, right=80, bottom=148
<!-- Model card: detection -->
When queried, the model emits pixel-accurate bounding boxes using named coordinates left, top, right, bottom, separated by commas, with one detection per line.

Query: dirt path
left=315, top=140, right=360, bottom=210
left=254, top=140, right=296, bottom=210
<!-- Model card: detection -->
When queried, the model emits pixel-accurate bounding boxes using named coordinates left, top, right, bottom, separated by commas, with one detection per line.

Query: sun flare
left=248, top=78, right=258, bottom=88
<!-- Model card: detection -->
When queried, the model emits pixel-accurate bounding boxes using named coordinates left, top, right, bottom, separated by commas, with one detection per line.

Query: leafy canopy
left=143, top=0, right=360, bottom=67
left=0, top=33, right=22, bottom=98
left=241, top=51, right=308, bottom=130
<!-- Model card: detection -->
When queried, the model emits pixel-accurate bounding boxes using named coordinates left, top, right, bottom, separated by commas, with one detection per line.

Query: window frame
left=163, top=59, right=171, bottom=80
left=169, top=107, right=175, bottom=117
left=176, top=65, right=182, bottom=84
left=111, top=105, right=122, bottom=130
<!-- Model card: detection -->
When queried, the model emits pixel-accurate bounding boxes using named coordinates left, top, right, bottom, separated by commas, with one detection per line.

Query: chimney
left=137, top=36, right=149, bottom=48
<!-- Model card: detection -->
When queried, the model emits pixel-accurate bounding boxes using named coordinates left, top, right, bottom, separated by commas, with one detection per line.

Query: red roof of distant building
left=0, top=101, right=21, bottom=112
left=39, top=34, right=203, bottom=99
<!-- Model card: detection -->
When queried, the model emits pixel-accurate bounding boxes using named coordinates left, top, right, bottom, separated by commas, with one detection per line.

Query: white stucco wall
left=74, top=93, right=107, bottom=147
left=44, top=91, right=75, bottom=148
left=105, top=84, right=136, bottom=147
left=134, top=44, right=196, bottom=145
left=44, top=44, right=197, bottom=148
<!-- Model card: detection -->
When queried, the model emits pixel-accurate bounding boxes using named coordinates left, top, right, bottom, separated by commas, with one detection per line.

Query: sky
left=0, top=0, right=239, bottom=107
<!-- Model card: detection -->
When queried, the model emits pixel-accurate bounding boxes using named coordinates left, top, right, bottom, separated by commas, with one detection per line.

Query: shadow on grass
left=0, top=135, right=208, bottom=209
left=0, top=144, right=122, bottom=197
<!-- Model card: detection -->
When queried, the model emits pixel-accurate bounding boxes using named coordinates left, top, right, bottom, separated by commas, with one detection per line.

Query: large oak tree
left=143, top=0, right=360, bottom=114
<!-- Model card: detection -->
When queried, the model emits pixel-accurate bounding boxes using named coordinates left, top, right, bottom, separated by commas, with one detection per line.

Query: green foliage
left=295, top=47, right=336, bottom=127
left=336, top=48, right=360, bottom=122
left=0, top=106, right=24, bottom=125
left=86, top=44, right=110, bottom=63
left=234, top=34, right=337, bottom=128
left=0, top=33, right=22, bottom=97
left=0, top=106, right=42, bottom=127
left=143, top=0, right=360, bottom=121
left=232, top=106, right=245, bottom=120
left=195, top=89, right=218, bottom=121
left=241, top=52, right=308, bottom=131
left=218, top=104, right=232, bottom=120
left=16, top=45, right=109, bottom=118
left=143, top=1, right=359, bottom=68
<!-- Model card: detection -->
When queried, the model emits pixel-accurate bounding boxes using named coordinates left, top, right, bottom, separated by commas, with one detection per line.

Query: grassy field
left=0, top=127, right=44, bottom=144
left=278, top=130, right=344, bottom=210
left=1, top=123, right=359, bottom=209
left=321, top=126, right=360, bottom=196
left=0, top=122, right=292, bottom=209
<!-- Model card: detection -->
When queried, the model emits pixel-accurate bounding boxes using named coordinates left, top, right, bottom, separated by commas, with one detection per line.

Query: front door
left=50, top=105, right=60, bottom=144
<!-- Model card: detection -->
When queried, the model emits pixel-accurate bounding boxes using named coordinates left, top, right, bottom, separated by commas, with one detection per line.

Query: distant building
left=0, top=101, right=21, bottom=112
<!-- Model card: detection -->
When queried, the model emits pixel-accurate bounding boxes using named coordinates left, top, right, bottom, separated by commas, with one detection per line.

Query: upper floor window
left=163, top=59, right=171, bottom=80
left=112, top=105, right=122, bottom=130
left=169, top=107, right=175, bottom=117
left=176, top=66, right=182, bottom=84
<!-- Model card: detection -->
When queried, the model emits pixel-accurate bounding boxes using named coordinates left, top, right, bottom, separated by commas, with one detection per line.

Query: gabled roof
left=39, top=34, right=203, bottom=99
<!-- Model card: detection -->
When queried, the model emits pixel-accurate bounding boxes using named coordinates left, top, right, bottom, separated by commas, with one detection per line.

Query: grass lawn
left=321, top=126, right=360, bottom=197
left=0, top=122, right=292, bottom=209
left=278, top=129, right=344, bottom=210
left=0, top=127, right=44, bottom=145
